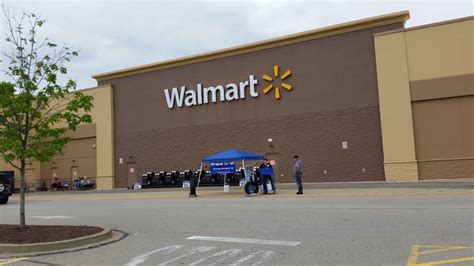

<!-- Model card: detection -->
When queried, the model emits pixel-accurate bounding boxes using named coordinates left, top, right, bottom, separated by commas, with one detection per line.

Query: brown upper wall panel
left=94, top=11, right=409, bottom=81
left=101, top=23, right=403, bottom=135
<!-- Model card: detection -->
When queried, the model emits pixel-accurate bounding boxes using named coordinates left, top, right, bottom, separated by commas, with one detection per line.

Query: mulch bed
left=0, top=224, right=103, bottom=244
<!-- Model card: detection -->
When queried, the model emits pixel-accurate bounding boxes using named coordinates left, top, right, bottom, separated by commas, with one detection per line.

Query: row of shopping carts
left=141, top=168, right=262, bottom=188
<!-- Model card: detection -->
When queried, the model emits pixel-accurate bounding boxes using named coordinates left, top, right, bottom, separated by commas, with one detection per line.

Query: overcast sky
left=1, top=0, right=472, bottom=89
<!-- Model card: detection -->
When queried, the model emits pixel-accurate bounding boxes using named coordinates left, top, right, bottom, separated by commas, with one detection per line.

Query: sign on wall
left=164, top=65, right=293, bottom=109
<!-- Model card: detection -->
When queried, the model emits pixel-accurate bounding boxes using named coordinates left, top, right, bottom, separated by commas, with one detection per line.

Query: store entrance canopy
left=201, top=149, right=264, bottom=163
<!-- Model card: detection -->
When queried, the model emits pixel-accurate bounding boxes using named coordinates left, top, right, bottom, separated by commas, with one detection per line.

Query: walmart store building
left=2, top=11, right=472, bottom=189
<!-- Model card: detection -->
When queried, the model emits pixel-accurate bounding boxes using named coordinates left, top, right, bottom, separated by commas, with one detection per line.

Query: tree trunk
left=20, top=159, right=26, bottom=227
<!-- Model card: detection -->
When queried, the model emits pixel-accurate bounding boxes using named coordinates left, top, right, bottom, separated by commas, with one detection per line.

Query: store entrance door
left=70, top=166, right=79, bottom=180
left=50, top=167, right=58, bottom=178
left=265, top=152, right=281, bottom=183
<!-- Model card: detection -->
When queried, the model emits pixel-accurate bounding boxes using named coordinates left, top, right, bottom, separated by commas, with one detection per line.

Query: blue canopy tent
left=197, top=149, right=264, bottom=195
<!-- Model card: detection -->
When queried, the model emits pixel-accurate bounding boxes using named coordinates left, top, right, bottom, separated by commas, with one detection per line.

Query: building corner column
left=374, top=31, right=419, bottom=181
left=89, top=84, right=115, bottom=189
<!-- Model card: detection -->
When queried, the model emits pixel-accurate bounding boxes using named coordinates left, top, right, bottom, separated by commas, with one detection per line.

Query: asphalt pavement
left=0, top=185, right=473, bottom=265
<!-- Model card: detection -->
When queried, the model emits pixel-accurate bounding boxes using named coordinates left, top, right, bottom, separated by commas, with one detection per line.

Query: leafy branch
left=0, top=5, right=94, bottom=226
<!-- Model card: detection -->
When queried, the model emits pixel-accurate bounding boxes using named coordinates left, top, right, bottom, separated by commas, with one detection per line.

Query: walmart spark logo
left=262, top=65, right=293, bottom=100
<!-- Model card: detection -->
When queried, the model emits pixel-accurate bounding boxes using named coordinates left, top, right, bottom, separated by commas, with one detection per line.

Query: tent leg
left=191, top=162, right=202, bottom=197
left=224, top=173, right=227, bottom=192
left=198, top=163, right=203, bottom=188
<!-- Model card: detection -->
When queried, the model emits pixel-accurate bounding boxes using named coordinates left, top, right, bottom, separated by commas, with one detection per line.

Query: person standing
left=259, top=159, right=276, bottom=194
left=190, top=165, right=204, bottom=197
left=50, top=177, right=63, bottom=191
left=293, top=155, right=303, bottom=194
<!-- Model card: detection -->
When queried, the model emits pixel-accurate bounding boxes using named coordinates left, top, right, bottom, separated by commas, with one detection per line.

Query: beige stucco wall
left=405, top=19, right=473, bottom=81
left=0, top=160, right=41, bottom=189
left=374, top=31, right=419, bottom=181
left=375, top=17, right=473, bottom=181
left=0, top=85, right=114, bottom=189
left=41, top=135, right=97, bottom=184
left=407, top=18, right=473, bottom=180
left=412, top=97, right=473, bottom=159
left=412, top=94, right=473, bottom=179
left=82, top=85, right=115, bottom=189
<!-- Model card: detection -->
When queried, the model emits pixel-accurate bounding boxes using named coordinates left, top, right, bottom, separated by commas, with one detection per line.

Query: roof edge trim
left=374, top=15, right=473, bottom=37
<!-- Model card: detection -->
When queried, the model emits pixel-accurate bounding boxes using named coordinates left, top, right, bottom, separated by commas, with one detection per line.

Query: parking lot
left=0, top=186, right=473, bottom=265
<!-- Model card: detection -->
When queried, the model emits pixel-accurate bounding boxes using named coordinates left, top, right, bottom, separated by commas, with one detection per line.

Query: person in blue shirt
left=259, top=159, right=276, bottom=194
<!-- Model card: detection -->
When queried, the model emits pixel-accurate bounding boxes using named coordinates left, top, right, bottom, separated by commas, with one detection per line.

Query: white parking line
left=126, top=243, right=280, bottom=265
left=0, top=258, right=28, bottom=265
left=252, top=251, right=275, bottom=266
left=157, top=246, right=215, bottom=266
left=187, top=236, right=301, bottom=246
left=189, top=248, right=241, bottom=266
left=124, top=245, right=184, bottom=266
left=229, top=250, right=273, bottom=266
left=28, top=215, right=75, bottom=219
left=230, top=253, right=255, bottom=266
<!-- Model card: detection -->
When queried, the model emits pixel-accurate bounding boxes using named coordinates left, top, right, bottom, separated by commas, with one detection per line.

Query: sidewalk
left=8, top=178, right=473, bottom=202
left=278, top=178, right=474, bottom=189
left=20, top=178, right=474, bottom=194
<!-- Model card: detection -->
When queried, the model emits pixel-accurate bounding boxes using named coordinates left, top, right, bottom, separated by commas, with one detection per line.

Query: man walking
left=293, top=155, right=303, bottom=194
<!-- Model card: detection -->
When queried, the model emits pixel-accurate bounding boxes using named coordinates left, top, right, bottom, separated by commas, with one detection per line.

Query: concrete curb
left=0, top=227, right=114, bottom=255
left=16, top=178, right=473, bottom=196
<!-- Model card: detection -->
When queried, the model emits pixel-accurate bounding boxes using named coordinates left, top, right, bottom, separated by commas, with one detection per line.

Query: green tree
left=0, top=8, right=93, bottom=226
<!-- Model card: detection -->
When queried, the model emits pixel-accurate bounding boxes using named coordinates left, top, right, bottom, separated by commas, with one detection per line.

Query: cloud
left=1, top=0, right=472, bottom=89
